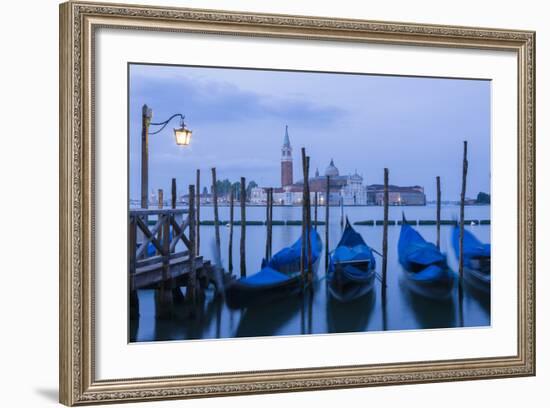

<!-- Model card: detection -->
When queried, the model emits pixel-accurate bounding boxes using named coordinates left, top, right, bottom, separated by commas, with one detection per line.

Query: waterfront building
left=367, top=184, right=426, bottom=206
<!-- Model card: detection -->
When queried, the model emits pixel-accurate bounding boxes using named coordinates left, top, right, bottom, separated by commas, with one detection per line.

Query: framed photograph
left=59, top=1, right=535, bottom=405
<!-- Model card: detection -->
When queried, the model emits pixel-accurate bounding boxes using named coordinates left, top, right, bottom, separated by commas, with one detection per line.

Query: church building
left=249, top=126, right=426, bottom=206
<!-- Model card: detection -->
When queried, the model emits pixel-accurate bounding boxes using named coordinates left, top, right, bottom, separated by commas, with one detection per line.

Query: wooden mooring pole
left=196, top=169, right=200, bottom=256
left=211, top=168, right=221, bottom=266
left=158, top=189, right=163, bottom=209
left=436, top=176, right=441, bottom=250
left=265, top=188, right=273, bottom=261
left=171, top=178, right=177, bottom=209
left=459, top=142, right=468, bottom=281
left=157, top=203, right=173, bottom=318
left=228, top=188, right=234, bottom=274
left=129, top=216, right=139, bottom=320
left=187, top=184, right=197, bottom=305
left=324, top=175, right=330, bottom=273
left=240, top=177, right=246, bottom=278
left=171, top=178, right=185, bottom=304
left=382, top=168, right=389, bottom=330
left=459, top=141, right=468, bottom=327
left=340, top=195, right=344, bottom=229
left=156, top=189, right=164, bottom=255
left=306, top=156, right=313, bottom=283
left=314, top=192, right=318, bottom=230
left=300, top=148, right=309, bottom=284
left=269, top=188, right=273, bottom=259
left=382, top=168, right=389, bottom=289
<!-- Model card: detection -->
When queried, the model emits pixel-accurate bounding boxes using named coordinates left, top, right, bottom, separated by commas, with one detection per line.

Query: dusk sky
left=128, top=64, right=490, bottom=202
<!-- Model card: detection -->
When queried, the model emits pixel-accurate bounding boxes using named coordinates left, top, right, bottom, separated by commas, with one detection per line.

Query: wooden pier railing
left=129, top=208, right=217, bottom=319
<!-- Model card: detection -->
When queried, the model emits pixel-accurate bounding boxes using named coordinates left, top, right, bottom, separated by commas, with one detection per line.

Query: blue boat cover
left=398, top=222, right=446, bottom=267
left=267, top=227, right=321, bottom=271
left=328, top=220, right=375, bottom=281
left=451, top=226, right=491, bottom=259
left=406, top=264, right=447, bottom=282
left=239, top=267, right=291, bottom=287
left=234, top=228, right=321, bottom=289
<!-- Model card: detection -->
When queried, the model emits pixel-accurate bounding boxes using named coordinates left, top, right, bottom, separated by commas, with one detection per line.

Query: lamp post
left=140, top=104, right=192, bottom=209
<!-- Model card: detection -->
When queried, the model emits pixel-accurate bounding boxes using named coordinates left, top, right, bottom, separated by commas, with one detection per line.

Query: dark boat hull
left=225, top=228, right=322, bottom=309
left=328, top=266, right=376, bottom=302
left=464, top=266, right=491, bottom=294
left=225, top=275, right=302, bottom=309
left=402, top=268, right=454, bottom=299
left=451, top=226, right=491, bottom=293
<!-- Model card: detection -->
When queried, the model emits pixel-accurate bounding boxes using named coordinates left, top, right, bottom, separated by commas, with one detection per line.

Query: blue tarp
left=328, top=220, right=375, bottom=282
left=267, top=227, right=321, bottom=271
left=406, top=264, right=448, bottom=282
left=239, top=267, right=291, bottom=286
left=398, top=222, right=446, bottom=267
left=451, top=226, right=491, bottom=259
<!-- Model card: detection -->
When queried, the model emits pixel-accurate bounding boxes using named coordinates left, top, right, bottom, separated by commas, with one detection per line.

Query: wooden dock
left=129, top=208, right=220, bottom=318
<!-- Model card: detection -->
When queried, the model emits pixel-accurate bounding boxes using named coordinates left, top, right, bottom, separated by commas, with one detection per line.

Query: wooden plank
left=169, top=216, right=190, bottom=252
left=135, top=215, right=164, bottom=255
left=136, top=256, right=204, bottom=276
left=136, top=250, right=189, bottom=268
left=133, top=256, right=206, bottom=290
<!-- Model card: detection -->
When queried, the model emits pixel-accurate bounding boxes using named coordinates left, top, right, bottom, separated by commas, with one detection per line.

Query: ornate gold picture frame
left=59, top=1, right=535, bottom=405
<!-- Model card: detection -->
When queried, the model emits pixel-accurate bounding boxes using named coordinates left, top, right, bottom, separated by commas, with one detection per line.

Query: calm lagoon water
left=130, top=204, right=491, bottom=342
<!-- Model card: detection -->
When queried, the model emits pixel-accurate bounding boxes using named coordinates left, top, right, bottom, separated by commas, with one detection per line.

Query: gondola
left=327, top=218, right=376, bottom=302
left=225, top=228, right=322, bottom=309
left=398, top=214, right=453, bottom=299
left=267, top=227, right=322, bottom=275
left=451, top=226, right=491, bottom=293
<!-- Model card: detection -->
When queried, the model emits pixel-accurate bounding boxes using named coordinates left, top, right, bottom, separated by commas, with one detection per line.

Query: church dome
left=325, top=159, right=339, bottom=177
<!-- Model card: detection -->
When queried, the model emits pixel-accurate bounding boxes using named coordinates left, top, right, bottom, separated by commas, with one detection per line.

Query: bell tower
left=281, top=125, right=293, bottom=187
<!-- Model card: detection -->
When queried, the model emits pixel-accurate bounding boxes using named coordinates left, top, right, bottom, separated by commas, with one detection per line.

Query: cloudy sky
left=128, top=63, right=490, bottom=201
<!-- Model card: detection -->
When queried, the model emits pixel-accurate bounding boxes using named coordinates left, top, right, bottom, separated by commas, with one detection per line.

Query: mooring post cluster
left=132, top=138, right=475, bottom=329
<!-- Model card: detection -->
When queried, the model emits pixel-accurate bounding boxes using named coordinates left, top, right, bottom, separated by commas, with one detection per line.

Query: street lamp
left=173, top=121, right=192, bottom=146
left=140, top=104, right=192, bottom=208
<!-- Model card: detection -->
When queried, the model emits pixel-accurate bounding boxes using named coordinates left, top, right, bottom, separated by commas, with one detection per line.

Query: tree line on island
left=196, top=178, right=258, bottom=201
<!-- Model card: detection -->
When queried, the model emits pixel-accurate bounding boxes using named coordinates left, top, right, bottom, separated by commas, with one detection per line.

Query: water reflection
left=236, top=295, right=303, bottom=338
left=327, top=291, right=375, bottom=333
left=400, top=281, right=457, bottom=329
left=464, top=280, right=491, bottom=319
